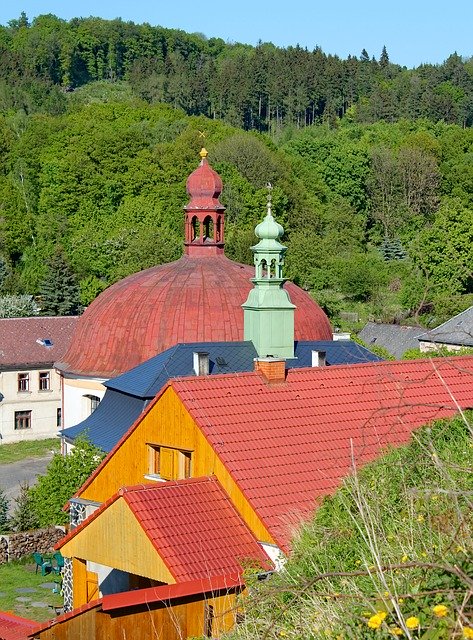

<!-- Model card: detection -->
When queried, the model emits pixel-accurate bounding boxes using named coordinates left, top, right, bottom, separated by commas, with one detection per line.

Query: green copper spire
left=242, top=185, right=295, bottom=359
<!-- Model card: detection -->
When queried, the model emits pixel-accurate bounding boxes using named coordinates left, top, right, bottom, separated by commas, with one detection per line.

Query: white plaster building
left=0, top=316, right=77, bottom=444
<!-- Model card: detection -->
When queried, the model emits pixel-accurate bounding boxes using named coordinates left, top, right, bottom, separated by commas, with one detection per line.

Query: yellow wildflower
left=279, top=631, right=287, bottom=637
left=401, top=554, right=408, bottom=562
left=417, top=514, right=425, bottom=522
left=368, top=612, right=387, bottom=629
left=391, top=628, right=404, bottom=636
left=398, top=598, right=404, bottom=604
left=463, top=628, right=473, bottom=639
left=432, top=604, right=448, bottom=618
left=405, top=617, right=420, bottom=629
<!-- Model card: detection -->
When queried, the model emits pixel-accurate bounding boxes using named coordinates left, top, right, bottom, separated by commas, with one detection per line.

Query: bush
left=28, top=437, right=104, bottom=527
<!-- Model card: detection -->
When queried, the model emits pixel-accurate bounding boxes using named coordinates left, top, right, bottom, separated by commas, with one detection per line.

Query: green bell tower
left=242, top=187, right=295, bottom=358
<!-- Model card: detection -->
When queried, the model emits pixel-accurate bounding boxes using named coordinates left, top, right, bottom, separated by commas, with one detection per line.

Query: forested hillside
left=0, top=14, right=472, bottom=328
left=1, top=13, right=473, bottom=129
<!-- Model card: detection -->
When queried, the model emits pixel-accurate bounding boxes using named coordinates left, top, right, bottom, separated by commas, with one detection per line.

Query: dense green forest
left=1, top=13, right=473, bottom=129
left=0, top=13, right=472, bottom=329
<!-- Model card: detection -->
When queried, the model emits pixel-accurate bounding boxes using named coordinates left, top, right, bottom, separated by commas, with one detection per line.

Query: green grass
left=0, top=439, right=60, bottom=465
left=0, top=557, right=63, bottom=622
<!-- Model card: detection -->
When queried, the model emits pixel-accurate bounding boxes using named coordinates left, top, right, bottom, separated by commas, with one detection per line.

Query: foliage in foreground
left=229, top=413, right=473, bottom=639
left=28, top=437, right=105, bottom=527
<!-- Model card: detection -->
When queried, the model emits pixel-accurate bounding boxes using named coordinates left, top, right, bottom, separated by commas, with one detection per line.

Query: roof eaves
left=101, top=573, right=243, bottom=612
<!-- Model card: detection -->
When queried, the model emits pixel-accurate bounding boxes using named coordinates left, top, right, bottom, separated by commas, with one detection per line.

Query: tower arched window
left=203, top=216, right=214, bottom=241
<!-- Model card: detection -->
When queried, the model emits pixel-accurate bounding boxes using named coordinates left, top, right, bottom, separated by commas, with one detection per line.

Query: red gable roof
left=170, top=356, right=473, bottom=550
left=0, top=612, right=37, bottom=640
left=0, top=316, right=78, bottom=368
left=60, top=477, right=271, bottom=581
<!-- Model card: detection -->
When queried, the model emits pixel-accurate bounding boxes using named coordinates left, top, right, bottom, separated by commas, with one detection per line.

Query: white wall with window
left=61, top=374, right=106, bottom=431
left=0, top=366, right=63, bottom=444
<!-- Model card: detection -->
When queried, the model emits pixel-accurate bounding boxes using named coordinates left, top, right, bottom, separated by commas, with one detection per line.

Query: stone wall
left=0, top=526, right=65, bottom=563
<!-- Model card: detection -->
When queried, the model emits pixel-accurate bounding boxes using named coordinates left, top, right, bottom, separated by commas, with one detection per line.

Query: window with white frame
left=18, top=373, right=29, bottom=392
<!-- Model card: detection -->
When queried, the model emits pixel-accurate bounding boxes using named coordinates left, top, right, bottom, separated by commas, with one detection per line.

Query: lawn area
left=0, top=439, right=60, bottom=465
left=0, top=557, right=63, bottom=622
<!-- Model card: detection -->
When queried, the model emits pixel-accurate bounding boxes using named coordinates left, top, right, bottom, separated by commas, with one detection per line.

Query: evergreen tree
left=360, top=48, right=370, bottom=62
left=0, top=486, right=10, bottom=533
left=380, top=45, right=390, bottom=68
left=39, top=248, right=81, bottom=316
left=10, top=482, right=39, bottom=532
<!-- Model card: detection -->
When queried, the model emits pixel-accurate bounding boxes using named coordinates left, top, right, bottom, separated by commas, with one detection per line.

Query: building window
left=57, top=408, right=62, bottom=428
left=18, top=373, right=29, bottom=392
left=39, top=371, right=50, bottom=391
left=148, top=445, right=192, bottom=481
left=15, top=410, right=31, bottom=430
left=84, top=394, right=100, bottom=415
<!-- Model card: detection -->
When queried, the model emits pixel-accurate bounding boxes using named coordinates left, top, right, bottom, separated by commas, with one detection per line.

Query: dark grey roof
left=418, top=306, right=473, bottom=347
left=61, top=339, right=382, bottom=452
left=358, top=322, right=424, bottom=359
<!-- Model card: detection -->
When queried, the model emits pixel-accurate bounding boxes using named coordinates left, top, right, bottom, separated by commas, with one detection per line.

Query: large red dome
left=59, top=151, right=332, bottom=378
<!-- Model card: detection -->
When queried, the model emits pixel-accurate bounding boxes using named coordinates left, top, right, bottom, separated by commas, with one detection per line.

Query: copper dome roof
left=59, top=152, right=332, bottom=378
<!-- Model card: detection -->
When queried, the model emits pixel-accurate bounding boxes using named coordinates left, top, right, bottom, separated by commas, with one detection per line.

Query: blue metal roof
left=62, top=339, right=382, bottom=452
left=61, top=390, right=147, bottom=453
left=105, top=341, right=259, bottom=398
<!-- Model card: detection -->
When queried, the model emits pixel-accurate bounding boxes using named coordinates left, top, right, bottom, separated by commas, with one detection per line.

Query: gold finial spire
left=199, top=147, right=208, bottom=159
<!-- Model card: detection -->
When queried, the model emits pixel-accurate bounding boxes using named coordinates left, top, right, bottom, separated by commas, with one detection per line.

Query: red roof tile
left=60, top=477, right=271, bottom=581
left=0, top=612, right=37, bottom=640
left=0, top=316, right=78, bottom=368
left=170, top=356, right=473, bottom=550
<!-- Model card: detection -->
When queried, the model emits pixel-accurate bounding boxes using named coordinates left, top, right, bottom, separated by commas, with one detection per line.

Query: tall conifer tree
left=39, top=248, right=81, bottom=316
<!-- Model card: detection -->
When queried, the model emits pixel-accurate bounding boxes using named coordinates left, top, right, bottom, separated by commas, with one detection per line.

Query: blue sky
left=1, top=1, right=472, bottom=69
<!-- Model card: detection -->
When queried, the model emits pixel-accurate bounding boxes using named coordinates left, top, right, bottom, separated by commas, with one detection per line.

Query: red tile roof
left=170, top=356, right=473, bottom=550
left=60, top=477, right=271, bottom=581
left=0, top=316, right=78, bottom=368
left=0, top=612, right=37, bottom=640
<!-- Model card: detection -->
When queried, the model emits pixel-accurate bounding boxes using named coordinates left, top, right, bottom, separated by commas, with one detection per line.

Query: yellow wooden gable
left=61, top=496, right=175, bottom=584
left=77, top=385, right=275, bottom=545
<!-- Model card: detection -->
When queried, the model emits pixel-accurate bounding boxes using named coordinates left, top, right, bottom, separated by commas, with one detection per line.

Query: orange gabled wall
left=79, top=386, right=275, bottom=545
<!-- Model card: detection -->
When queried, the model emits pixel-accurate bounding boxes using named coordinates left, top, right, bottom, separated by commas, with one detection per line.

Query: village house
left=0, top=316, right=77, bottom=444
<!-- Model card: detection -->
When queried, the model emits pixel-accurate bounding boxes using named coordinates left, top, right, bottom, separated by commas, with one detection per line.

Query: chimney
left=193, top=352, right=209, bottom=376
left=311, top=350, right=326, bottom=367
left=332, top=331, right=351, bottom=341
left=254, top=357, right=286, bottom=383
